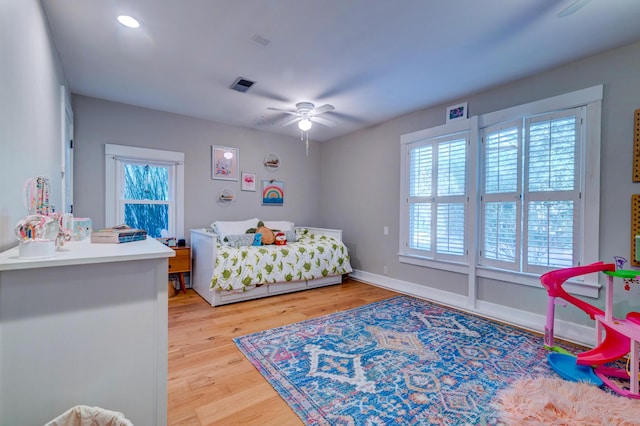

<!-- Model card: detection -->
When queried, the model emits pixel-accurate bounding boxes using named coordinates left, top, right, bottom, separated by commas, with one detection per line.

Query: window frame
left=399, top=85, right=603, bottom=295
left=105, top=144, right=185, bottom=239
left=479, top=108, right=585, bottom=275
left=477, top=87, right=602, bottom=289
left=522, top=109, right=583, bottom=275
left=400, top=116, right=477, bottom=271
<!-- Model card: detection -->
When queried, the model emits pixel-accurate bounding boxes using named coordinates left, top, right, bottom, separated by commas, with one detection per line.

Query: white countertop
left=0, top=237, right=175, bottom=271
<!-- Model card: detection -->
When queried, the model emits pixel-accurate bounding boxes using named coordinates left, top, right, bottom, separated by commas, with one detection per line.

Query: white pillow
left=263, top=220, right=294, bottom=232
left=211, top=218, right=259, bottom=240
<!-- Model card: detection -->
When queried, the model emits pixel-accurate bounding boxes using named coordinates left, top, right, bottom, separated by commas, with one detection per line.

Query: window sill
left=476, top=266, right=600, bottom=298
left=399, top=254, right=468, bottom=274
left=398, top=254, right=601, bottom=298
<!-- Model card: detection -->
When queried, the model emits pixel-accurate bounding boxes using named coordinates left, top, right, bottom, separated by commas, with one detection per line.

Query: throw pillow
left=224, top=234, right=255, bottom=247
left=212, top=218, right=259, bottom=241
left=284, top=229, right=297, bottom=242
left=263, top=220, right=294, bottom=232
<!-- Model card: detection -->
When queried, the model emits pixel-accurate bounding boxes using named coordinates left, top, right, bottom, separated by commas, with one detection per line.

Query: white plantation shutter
left=481, top=122, right=522, bottom=268
left=483, top=201, right=518, bottom=263
left=409, top=145, right=432, bottom=252
left=437, top=203, right=465, bottom=255
left=479, top=109, right=582, bottom=272
left=437, top=140, right=466, bottom=196
left=524, top=112, right=579, bottom=271
left=436, top=139, right=466, bottom=256
left=409, top=145, right=432, bottom=197
left=527, top=116, right=576, bottom=193
left=484, top=127, right=519, bottom=194
left=406, top=135, right=467, bottom=260
left=409, top=203, right=431, bottom=251
left=526, top=201, right=574, bottom=268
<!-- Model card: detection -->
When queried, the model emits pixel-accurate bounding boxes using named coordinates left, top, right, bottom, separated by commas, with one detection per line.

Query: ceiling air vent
left=230, top=77, right=255, bottom=93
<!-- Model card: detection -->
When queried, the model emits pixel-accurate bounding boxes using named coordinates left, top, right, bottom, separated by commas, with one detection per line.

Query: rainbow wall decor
left=262, top=180, right=284, bottom=205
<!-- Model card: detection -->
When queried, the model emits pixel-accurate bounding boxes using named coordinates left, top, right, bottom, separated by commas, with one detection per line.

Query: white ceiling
left=41, top=0, right=640, bottom=142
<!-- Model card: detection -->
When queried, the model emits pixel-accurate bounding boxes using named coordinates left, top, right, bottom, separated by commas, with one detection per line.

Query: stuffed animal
left=246, top=220, right=265, bottom=235
left=275, top=232, right=287, bottom=246
left=256, top=226, right=275, bottom=245
left=252, top=233, right=262, bottom=246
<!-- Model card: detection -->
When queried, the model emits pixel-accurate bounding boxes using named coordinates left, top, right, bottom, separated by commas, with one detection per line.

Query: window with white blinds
left=406, top=134, right=468, bottom=261
left=481, top=123, right=522, bottom=268
left=480, top=109, right=582, bottom=273
left=400, top=86, right=601, bottom=283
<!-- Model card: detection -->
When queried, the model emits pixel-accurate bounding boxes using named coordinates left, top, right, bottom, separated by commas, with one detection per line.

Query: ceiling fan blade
left=311, top=116, right=336, bottom=127
left=267, top=107, right=298, bottom=115
left=311, top=104, right=335, bottom=115
left=280, top=116, right=302, bottom=127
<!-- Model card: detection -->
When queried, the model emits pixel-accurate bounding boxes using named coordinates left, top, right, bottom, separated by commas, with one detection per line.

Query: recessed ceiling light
left=117, top=15, right=140, bottom=29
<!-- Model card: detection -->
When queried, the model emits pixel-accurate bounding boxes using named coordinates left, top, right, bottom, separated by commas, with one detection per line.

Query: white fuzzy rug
left=492, top=377, right=640, bottom=425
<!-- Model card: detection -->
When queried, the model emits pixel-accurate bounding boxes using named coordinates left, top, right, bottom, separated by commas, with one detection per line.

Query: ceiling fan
left=267, top=102, right=336, bottom=131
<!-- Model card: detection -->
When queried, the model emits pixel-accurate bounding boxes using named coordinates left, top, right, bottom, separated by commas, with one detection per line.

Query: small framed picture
left=264, top=153, right=280, bottom=172
left=241, top=171, right=257, bottom=191
left=262, top=180, right=284, bottom=206
left=211, top=145, right=239, bottom=181
left=446, top=102, right=468, bottom=123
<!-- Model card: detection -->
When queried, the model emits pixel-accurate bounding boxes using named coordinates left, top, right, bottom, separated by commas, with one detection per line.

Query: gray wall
left=320, top=41, right=640, bottom=324
left=0, top=0, right=67, bottom=251
left=72, top=95, right=323, bottom=239
left=4, top=0, right=640, bottom=336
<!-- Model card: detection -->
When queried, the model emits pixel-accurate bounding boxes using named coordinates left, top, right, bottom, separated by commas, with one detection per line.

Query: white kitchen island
left=0, top=238, right=174, bottom=425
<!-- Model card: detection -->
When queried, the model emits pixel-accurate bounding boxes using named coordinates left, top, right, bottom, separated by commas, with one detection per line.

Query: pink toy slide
left=541, top=262, right=640, bottom=398
left=540, top=262, right=614, bottom=349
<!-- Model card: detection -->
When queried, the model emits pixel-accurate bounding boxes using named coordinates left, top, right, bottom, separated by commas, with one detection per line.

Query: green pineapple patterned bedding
left=210, top=229, right=352, bottom=291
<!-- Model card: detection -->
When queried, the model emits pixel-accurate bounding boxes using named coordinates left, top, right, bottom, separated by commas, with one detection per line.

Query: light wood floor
left=167, top=279, right=398, bottom=425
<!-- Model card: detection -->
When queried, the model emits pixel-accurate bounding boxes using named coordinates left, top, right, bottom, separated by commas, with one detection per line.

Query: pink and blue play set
left=542, top=260, right=640, bottom=398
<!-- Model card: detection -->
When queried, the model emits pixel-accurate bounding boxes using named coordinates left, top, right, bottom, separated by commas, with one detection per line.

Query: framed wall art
left=262, top=179, right=284, bottom=206
left=211, top=145, right=239, bottom=181
left=446, top=102, right=468, bottom=123
left=241, top=171, right=257, bottom=191
left=263, top=153, right=280, bottom=172
left=217, top=188, right=236, bottom=206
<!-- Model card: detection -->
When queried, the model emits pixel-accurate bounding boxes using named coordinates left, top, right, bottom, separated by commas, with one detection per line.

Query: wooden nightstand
left=168, top=246, right=190, bottom=293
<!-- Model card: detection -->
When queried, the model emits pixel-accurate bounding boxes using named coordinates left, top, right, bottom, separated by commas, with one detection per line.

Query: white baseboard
left=349, top=269, right=596, bottom=347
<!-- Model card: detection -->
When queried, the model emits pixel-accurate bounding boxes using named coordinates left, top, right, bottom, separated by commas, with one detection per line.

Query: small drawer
left=168, top=248, right=190, bottom=273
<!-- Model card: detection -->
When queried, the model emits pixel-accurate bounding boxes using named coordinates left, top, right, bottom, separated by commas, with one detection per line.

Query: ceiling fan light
left=298, top=118, right=312, bottom=131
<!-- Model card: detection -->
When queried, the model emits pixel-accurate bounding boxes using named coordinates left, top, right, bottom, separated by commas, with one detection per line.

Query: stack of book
left=91, top=224, right=147, bottom=244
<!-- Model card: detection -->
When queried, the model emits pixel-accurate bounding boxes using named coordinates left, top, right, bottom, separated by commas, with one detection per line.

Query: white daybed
left=191, top=224, right=352, bottom=306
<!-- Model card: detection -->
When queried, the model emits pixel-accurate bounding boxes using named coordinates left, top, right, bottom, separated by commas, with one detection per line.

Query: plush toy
left=256, top=226, right=275, bottom=245
left=275, top=232, right=287, bottom=246
left=246, top=220, right=265, bottom=235
left=253, top=233, right=262, bottom=246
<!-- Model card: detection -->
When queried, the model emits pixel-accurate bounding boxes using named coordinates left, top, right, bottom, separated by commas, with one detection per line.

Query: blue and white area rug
left=234, top=296, right=580, bottom=425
